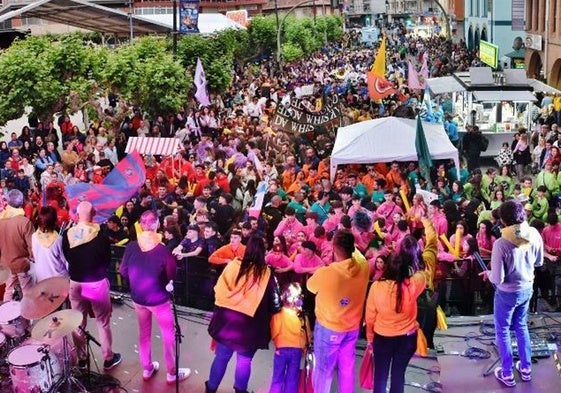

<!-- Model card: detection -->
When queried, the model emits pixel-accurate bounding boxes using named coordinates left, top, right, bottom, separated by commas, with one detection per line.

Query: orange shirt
left=307, top=251, right=369, bottom=332
left=270, top=308, right=309, bottom=349
left=208, top=244, right=246, bottom=265
left=365, top=272, right=426, bottom=341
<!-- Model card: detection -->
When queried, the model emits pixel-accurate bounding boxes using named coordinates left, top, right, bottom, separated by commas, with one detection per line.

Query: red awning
left=125, top=137, right=182, bottom=156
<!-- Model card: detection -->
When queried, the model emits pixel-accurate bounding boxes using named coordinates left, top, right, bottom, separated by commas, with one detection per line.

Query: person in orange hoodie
left=365, top=218, right=437, bottom=393
left=205, top=235, right=281, bottom=393
left=307, top=230, right=370, bottom=393
left=268, top=282, right=310, bottom=393
left=208, top=229, right=246, bottom=265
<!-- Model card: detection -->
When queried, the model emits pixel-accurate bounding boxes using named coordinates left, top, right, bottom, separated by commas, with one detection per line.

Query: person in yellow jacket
left=365, top=218, right=437, bottom=393
left=268, top=282, right=310, bottom=393
left=307, top=229, right=370, bottom=393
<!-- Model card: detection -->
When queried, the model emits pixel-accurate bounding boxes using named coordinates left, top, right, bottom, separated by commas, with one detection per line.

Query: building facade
left=464, top=0, right=525, bottom=67
left=525, top=0, right=561, bottom=88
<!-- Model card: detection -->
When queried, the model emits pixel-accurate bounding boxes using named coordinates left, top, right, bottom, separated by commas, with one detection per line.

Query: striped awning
left=125, top=137, right=182, bottom=156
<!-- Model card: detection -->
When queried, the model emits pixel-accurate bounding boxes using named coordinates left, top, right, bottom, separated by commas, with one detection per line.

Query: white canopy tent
left=330, top=117, right=459, bottom=181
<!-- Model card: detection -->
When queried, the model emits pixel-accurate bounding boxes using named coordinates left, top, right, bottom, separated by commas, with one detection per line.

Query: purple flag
left=194, top=57, right=211, bottom=106
left=66, top=151, right=146, bottom=224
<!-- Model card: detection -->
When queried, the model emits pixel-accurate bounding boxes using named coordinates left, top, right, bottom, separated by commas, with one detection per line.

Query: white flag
left=194, top=57, right=211, bottom=106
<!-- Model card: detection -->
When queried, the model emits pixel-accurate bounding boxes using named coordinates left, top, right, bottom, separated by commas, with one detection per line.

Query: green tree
left=100, top=36, right=190, bottom=120
left=0, top=33, right=104, bottom=125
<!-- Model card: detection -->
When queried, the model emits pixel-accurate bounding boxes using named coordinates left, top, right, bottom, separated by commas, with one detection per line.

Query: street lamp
left=126, top=0, right=134, bottom=41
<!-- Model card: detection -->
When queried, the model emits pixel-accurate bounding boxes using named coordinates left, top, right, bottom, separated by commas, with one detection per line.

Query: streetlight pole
left=173, top=0, right=178, bottom=57
left=126, top=0, right=134, bottom=41
left=276, top=0, right=317, bottom=69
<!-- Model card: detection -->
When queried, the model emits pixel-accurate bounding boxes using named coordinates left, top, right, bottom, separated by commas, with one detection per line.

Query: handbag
left=359, top=344, right=374, bottom=389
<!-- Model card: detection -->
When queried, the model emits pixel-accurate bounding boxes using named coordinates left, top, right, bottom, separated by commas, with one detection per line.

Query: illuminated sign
left=479, top=40, right=499, bottom=69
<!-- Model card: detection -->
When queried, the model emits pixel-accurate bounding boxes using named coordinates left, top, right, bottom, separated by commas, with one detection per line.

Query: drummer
left=0, top=189, right=35, bottom=302
left=31, top=205, right=69, bottom=282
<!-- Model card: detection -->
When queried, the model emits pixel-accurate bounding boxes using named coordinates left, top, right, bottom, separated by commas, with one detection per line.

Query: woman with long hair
left=365, top=218, right=437, bottom=393
left=31, top=205, right=68, bottom=282
left=205, top=235, right=280, bottom=393
left=476, top=219, right=496, bottom=258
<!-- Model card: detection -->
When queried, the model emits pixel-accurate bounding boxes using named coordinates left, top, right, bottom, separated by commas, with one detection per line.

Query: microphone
left=165, top=280, right=174, bottom=293
left=37, top=344, right=50, bottom=353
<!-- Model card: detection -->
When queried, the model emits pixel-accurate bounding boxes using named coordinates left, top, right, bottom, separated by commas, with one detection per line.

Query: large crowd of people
left=0, top=24, right=557, bottom=392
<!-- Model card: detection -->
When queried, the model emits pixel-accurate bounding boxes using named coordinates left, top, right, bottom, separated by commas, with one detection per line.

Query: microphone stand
left=168, top=281, right=182, bottom=393
left=79, top=326, right=101, bottom=385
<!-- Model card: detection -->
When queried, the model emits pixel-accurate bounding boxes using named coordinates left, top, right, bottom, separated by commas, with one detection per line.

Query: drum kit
left=0, top=270, right=87, bottom=393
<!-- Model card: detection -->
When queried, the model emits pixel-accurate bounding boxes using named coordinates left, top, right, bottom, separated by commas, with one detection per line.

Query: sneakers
left=103, top=353, right=122, bottom=370
left=494, top=367, right=516, bottom=387
left=515, top=360, right=532, bottom=381
left=166, top=368, right=191, bottom=384
left=142, top=361, right=160, bottom=381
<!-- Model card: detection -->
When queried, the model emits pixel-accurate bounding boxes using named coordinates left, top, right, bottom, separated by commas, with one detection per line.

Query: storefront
left=427, top=67, right=559, bottom=157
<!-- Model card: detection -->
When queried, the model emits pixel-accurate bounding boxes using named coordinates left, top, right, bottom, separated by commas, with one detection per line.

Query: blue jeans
left=312, top=323, right=359, bottom=393
left=207, top=341, right=256, bottom=391
left=372, top=332, right=417, bottom=393
left=269, top=347, right=302, bottom=393
left=494, top=288, right=533, bottom=376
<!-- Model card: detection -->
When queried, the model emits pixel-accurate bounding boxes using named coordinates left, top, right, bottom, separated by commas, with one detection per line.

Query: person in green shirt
left=286, top=191, right=309, bottom=224
left=531, top=186, right=549, bottom=221
left=495, top=165, right=515, bottom=197
left=535, top=163, right=559, bottom=199
left=481, top=168, right=498, bottom=207
left=371, top=178, right=386, bottom=205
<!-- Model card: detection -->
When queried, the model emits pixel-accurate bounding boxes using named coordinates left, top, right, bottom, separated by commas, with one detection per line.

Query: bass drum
left=8, top=344, right=61, bottom=393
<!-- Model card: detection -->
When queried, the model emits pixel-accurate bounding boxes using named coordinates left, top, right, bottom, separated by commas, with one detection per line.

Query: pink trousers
left=69, top=278, right=114, bottom=361
left=134, top=300, right=177, bottom=374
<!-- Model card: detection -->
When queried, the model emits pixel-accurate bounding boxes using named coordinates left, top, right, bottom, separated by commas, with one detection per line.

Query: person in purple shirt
left=120, top=210, right=191, bottom=384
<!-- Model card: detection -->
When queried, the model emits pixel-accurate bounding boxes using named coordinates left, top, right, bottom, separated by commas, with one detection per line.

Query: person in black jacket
left=461, top=126, right=486, bottom=172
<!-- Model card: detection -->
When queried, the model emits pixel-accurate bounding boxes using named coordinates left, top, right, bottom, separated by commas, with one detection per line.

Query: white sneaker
left=143, top=361, right=159, bottom=381
left=167, top=367, right=191, bottom=384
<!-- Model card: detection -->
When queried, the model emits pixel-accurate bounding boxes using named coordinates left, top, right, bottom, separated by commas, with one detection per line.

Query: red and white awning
left=125, top=137, right=182, bottom=156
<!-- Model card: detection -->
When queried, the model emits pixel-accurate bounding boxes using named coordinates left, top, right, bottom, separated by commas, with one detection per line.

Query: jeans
left=134, top=301, right=176, bottom=374
left=373, top=332, right=417, bottom=393
left=69, top=278, right=114, bottom=361
left=269, top=347, right=302, bottom=393
left=494, top=288, right=533, bottom=375
left=312, top=323, right=359, bottom=393
left=207, top=341, right=256, bottom=391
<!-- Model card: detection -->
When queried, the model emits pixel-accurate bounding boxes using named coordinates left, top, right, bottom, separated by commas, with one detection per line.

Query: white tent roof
left=138, top=13, right=246, bottom=35
left=330, top=117, right=459, bottom=181
left=125, top=137, right=181, bottom=156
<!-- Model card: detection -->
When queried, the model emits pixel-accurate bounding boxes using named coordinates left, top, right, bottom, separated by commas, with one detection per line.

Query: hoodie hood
left=137, top=231, right=163, bottom=252
left=501, top=222, right=531, bottom=247
left=330, top=249, right=368, bottom=278
left=214, top=258, right=271, bottom=317
left=67, top=222, right=100, bottom=248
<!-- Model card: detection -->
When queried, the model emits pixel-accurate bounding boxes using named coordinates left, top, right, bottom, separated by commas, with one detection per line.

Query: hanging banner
left=225, top=10, right=249, bottom=27
left=179, top=0, right=200, bottom=34
left=272, top=95, right=342, bottom=134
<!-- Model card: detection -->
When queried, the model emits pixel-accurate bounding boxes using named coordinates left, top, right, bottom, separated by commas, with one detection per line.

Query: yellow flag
left=371, top=36, right=386, bottom=76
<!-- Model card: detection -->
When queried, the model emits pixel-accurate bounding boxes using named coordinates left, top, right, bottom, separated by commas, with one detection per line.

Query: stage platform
left=11, top=295, right=559, bottom=393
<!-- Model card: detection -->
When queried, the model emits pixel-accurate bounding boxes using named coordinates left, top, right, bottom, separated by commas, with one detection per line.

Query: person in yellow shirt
left=307, top=230, right=370, bottom=393
left=365, top=218, right=437, bottom=393
left=268, top=283, right=310, bottom=393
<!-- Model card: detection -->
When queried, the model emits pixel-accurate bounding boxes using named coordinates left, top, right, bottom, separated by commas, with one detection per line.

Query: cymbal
left=31, top=309, right=82, bottom=343
left=0, top=266, right=10, bottom=285
left=21, top=277, right=70, bottom=320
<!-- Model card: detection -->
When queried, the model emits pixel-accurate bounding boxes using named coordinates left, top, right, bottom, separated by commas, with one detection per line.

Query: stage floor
left=15, top=296, right=560, bottom=393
